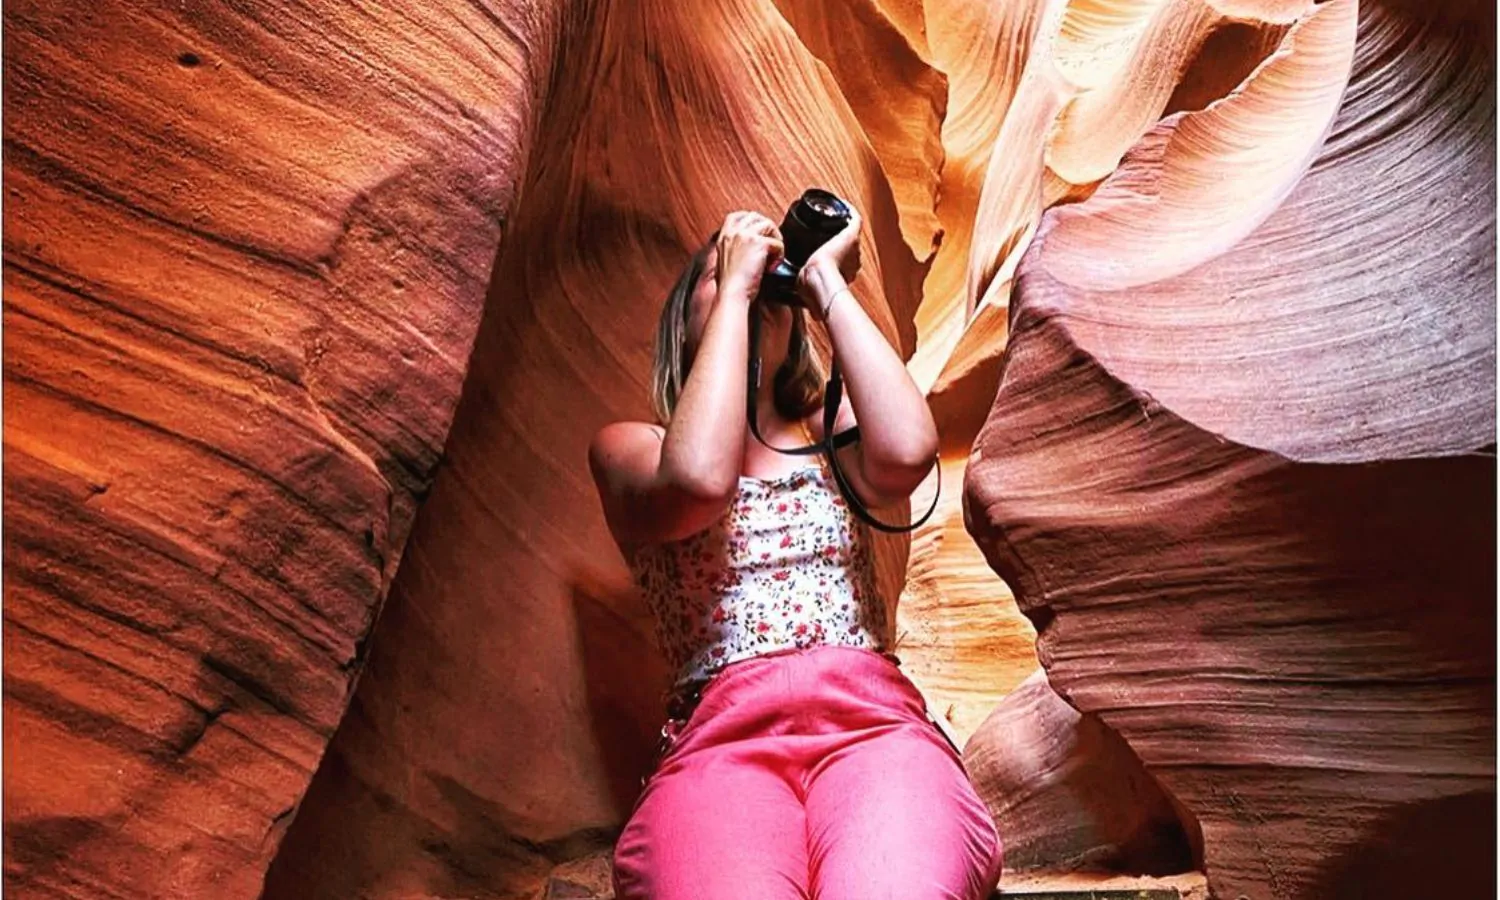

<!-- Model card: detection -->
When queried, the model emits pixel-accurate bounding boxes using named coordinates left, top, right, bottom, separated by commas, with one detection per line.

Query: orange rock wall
left=4, top=0, right=1493, bottom=897
left=4, top=1, right=550, bottom=895
left=965, top=0, right=1496, bottom=896
left=263, top=1, right=931, bottom=896
left=966, top=671, right=1198, bottom=874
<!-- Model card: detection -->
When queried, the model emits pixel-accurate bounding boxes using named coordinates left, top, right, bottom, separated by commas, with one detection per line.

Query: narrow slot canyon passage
left=2, top=0, right=1492, bottom=899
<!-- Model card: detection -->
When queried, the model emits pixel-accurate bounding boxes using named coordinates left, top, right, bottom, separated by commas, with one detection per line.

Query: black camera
left=758, top=188, right=853, bottom=305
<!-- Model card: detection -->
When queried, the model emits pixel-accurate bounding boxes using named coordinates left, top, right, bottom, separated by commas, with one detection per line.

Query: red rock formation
left=3, top=2, right=548, bottom=896
left=770, top=0, right=948, bottom=258
left=5, top=0, right=1492, bottom=895
left=899, top=0, right=1294, bottom=742
left=965, top=670, right=1198, bottom=875
left=898, top=456, right=1039, bottom=742
left=965, top=0, right=1496, bottom=896
left=261, top=2, right=934, bottom=897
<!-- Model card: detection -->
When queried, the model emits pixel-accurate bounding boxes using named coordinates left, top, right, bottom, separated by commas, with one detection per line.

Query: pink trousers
left=612, top=645, right=1004, bottom=900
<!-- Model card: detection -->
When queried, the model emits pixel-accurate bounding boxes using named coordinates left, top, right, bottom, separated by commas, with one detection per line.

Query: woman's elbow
left=886, top=428, right=939, bottom=481
left=669, top=467, right=739, bottom=505
left=860, top=451, right=936, bottom=502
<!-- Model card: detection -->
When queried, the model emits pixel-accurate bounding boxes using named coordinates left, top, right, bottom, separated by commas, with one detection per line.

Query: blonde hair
left=650, top=237, right=825, bottom=425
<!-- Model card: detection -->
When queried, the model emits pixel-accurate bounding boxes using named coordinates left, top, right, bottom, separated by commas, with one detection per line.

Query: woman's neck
left=744, top=404, right=811, bottom=461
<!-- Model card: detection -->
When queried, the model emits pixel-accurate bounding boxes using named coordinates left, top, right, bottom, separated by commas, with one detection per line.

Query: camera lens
left=759, top=189, right=853, bottom=303
left=804, top=195, right=838, bottom=217
left=799, top=190, right=849, bottom=229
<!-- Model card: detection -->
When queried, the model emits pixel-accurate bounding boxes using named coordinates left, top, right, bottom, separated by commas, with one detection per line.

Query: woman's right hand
left=715, top=211, right=785, bottom=298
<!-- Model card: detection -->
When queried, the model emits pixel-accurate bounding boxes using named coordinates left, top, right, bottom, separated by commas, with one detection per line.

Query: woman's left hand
left=798, top=206, right=862, bottom=294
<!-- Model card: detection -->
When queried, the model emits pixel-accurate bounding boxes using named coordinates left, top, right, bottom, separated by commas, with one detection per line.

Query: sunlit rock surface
left=965, top=0, right=1496, bottom=897
left=3, top=2, right=545, bottom=896
left=3, top=0, right=1492, bottom=897
left=262, top=1, right=929, bottom=897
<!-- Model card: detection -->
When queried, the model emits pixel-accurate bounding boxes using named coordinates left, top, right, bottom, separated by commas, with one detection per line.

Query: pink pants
left=612, top=645, right=1004, bottom=900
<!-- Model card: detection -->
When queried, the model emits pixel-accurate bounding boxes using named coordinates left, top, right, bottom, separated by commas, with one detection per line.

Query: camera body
left=758, top=188, right=853, bottom=305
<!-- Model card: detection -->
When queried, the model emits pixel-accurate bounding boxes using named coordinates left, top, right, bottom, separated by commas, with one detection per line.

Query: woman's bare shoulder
left=592, top=420, right=664, bottom=445
left=589, top=421, right=665, bottom=482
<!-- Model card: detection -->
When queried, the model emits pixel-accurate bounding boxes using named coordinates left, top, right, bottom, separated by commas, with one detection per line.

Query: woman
left=590, top=205, right=1003, bottom=899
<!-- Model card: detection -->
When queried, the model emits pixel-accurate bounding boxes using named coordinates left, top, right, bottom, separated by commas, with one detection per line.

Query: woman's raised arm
left=797, top=209, right=938, bottom=507
left=589, top=212, right=784, bottom=546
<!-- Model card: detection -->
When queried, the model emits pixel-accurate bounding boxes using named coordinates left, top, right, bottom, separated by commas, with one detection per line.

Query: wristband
left=819, top=286, right=852, bottom=321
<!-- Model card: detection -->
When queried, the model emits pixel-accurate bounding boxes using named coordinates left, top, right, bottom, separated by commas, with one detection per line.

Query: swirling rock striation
left=965, top=0, right=1496, bottom=896
left=3, top=0, right=1493, bottom=896
left=965, top=669, right=1199, bottom=875
left=262, top=1, right=933, bottom=897
left=3, top=1, right=549, bottom=896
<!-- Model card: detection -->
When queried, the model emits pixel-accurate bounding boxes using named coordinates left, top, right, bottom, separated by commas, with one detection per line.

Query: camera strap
left=747, top=309, right=940, bottom=534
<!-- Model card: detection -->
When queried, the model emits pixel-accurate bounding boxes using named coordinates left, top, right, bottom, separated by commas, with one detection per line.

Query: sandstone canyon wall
left=964, top=0, right=1498, bottom=897
left=3, top=0, right=1492, bottom=898
left=262, top=1, right=933, bottom=895
left=5, top=2, right=554, bottom=897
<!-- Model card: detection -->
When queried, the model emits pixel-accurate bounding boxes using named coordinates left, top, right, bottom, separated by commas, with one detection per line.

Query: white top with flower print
left=626, top=456, right=891, bottom=688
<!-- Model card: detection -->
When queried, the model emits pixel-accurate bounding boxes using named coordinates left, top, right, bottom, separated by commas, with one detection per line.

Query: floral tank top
left=626, top=457, right=892, bottom=689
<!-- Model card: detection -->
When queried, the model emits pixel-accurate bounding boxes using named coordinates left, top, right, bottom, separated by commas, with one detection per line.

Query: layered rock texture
left=5, top=2, right=551, bottom=897
left=3, top=0, right=1492, bottom=899
left=964, top=0, right=1498, bottom=898
left=966, top=671, right=1199, bottom=876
